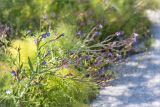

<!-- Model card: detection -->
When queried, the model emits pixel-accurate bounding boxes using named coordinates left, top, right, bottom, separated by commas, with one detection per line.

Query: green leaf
left=20, top=63, right=23, bottom=70
left=28, top=57, right=34, bottom=73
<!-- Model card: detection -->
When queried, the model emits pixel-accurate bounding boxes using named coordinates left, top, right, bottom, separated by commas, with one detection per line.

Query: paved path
left=91, top=10, right=160, bottom=107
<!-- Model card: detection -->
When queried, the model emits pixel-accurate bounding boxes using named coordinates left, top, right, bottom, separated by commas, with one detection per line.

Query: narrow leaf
left=28, top=57, right=34, bottom=72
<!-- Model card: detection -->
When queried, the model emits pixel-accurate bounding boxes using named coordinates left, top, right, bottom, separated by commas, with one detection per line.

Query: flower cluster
left=43, top=32, right=50, bottom=38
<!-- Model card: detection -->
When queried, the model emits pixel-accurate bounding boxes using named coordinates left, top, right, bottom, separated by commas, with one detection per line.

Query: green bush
left=0, top=0, right=159, bottom=37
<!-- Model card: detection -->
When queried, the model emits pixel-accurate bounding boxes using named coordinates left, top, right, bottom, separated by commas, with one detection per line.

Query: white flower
left=99, top=24, right=103, bottom=29
left=133, top=33, right=139, bottom=37
left=6, top=90, right=12, bottom=95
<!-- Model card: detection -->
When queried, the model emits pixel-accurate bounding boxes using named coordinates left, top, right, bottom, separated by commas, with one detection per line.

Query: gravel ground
left=91, top=10, right=160, bottom=107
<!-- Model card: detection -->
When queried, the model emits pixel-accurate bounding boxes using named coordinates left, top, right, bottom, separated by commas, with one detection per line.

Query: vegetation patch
left=0, top=0, right=159, bottom=106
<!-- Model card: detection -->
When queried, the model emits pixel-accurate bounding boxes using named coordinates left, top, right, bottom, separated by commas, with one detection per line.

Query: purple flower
left=96, top=60, right=103, bottom=65
left=132, top=37, right=137, bottom=43
left=98, top=68, right=105, bottom=75
left=42, top=61, right=47, bottom=65
left=11, top=71, right=16, bottom=76
left=63, top=64, right=70, bottom=68
left=76, top=31, right=83, bottom=35
left=46, top=32, right=50, bottom=37
left=68, top=60, right=73, bottom=64
left=85, top=56, right=91, bottom=60
left=43, top=34, right=47, bottom=38
left=108, top=52, right=113, bottom=57
left=60, top=33, right=64, bottom=37
left=75, top=57, right=82, bottom=63
left=95, top=56, right=103, bottom=65
left=94, top=31, right=101, bottom=36
left=108, top=45, right=113, bottom=50
left=42, top=15, right=48, bottom=20
left=34, top=38, right=38, bottom=44
left=48, top=51, right=51, bottom=55
left=43, top=32, right=50, bottom=38
left=115, top=31, right=124, bottom=36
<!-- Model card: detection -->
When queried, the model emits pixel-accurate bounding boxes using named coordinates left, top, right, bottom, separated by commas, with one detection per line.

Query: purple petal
left=11, top=71, right=16, bottom=76
left=76, top=31, right=83, bottom=35
left=34, top=38, right=38, bottom=44
left=94, top=31, right=101, bottom=36
left=115, top=31, right=124, bottom=36
left=42, top=61, right=47, bottom=65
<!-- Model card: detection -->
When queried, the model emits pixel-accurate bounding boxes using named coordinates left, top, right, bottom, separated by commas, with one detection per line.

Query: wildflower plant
left=71, top=25, right=137, bottom=79
left=0, top=30, right=98, bottom=106
left=0, top=0, right=157, bottom=106
left=0, top=22, right=137, bottom=106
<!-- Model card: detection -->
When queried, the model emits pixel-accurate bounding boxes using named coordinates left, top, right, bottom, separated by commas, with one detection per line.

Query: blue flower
left=95, top=56, right=103, bottom=65
left=11, top=71, right=16, bottom=76
left=60, top=33, right=64, bottom=37
left=42, top=61, right=47, bottom=65
left=43, top=33, right=47, bottom=38
left=108, top=52, right=113, bottom=57
left=76, top=31, right=83, bottom=35
left=42, top=15, right=48, bottom=20
left=48, top=51, right=51, bottom=55
left=94, top=31, right=101, bottom=36
left=96, top=60, right=102, bottom=65
left=43, top=32, right=50, bottom=38
left=132, top=37, right=137, bottom=43
left=98, top=68, right=105, bottom=75
left=85, top=56, right=91, bottom=60
left=46, top=32, right=50, bottom=37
